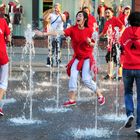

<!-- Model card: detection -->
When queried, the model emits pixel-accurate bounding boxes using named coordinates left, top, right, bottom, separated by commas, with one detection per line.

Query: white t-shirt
left=50, top=12, right=64, bottom=31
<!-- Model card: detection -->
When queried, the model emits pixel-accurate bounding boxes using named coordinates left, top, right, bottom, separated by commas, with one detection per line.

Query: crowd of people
left=0, top=0, right=140, bottom=137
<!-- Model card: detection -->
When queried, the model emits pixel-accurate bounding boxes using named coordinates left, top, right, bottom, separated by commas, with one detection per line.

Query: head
left=105, top=7, right=114, bottom=20
left=82, top=6, right=90, bottom=15
left=128, top=12, right=140, bottom=27
left=63, top=11, right=69, bottom=21
left=0, top=0, right=5, bottom=16
left=53, top=3, right=61, bottom=14
left=123, top=6, right=131, bottom=17
left=76, top=11, right=88, bottom=27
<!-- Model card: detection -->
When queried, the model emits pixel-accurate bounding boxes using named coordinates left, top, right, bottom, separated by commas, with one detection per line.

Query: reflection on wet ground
left=1, top=70, right=138, bottom=140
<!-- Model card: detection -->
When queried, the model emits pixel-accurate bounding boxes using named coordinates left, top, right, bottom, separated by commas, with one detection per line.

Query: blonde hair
left=43, top=9, right=53, bottom=30
left=54, top=3, right=61, bottom=7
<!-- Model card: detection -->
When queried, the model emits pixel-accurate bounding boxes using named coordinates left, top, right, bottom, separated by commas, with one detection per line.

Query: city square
left=0, top=0, right=139, bottom=140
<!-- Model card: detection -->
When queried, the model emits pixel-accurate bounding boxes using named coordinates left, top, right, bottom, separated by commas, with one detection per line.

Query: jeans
left=47, top=36, right=62, bottom=66
left=123, top=69, right=140, bottom=128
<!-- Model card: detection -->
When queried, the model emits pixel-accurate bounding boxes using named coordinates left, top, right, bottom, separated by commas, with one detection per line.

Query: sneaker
left=98, top=96, right=105, bottom=105
left=124, top=114, right=134, bottom=128
left=63, top=100, right=76, bottom=107
left=135, top=129, right=140, bottom=136
left=45, top=64, right=51, bottom=67
left=0, top=108, right=4, bottom=116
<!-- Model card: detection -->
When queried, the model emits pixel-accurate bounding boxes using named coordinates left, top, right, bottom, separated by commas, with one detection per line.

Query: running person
left=0, top=12, right=11, bottom=116
left=63, top=11, right=105, bottom=106
left=99, top=7, right=125, bottom=80
left=35, top=11, right=105, bottom=107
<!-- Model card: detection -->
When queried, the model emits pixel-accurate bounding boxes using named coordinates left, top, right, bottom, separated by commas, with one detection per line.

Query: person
left=0, top=11, right=11, bottom=116
left=120, top=12, right=140, bottom=136
left=45, top=3, right=66, bottom=67
left=61, top=11, right=72, bottom=48
left=8, top=0, right=23, bottom=25
left=35, top=11, right=105, bottom=107
left=82, top=6, right=97, bottom=30
left=97, top=0, right=108, bottom=33
left=118, top=5, right=131, bottom=27
left=0, top=1, right=10, bottom=24
left=63, top=11, right=105, bottom=107
left=99, top=7, right=125, bottom=80
left=63, top=11, right=72, bottom=29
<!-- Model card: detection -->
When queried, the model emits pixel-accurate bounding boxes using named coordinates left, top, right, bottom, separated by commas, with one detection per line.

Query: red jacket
left=120, top=26, right=140, bottom=69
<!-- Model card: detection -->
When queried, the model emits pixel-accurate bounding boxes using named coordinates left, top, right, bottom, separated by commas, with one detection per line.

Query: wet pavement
left=0, top=47, right=139, bottom=140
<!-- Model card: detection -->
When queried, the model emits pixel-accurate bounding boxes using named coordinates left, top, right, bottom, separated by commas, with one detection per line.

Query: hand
left=34, top=30, right=43, bottom=36
left=87, top=37, right=91, bottom=44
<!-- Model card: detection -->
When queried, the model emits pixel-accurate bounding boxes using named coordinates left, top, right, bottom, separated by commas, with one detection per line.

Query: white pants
left=69, top=59, right=97, bottom=93
left=0, top=63, right=9, bottom=90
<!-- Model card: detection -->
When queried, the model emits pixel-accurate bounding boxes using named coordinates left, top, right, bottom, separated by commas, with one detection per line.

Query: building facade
left=4, top=0, right=136, bottom=36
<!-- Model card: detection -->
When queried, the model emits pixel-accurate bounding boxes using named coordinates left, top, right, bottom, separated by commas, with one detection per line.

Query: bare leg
left=108, top=60, right=114, bottom=79
left=96, top=89, right=105, bottom=105
left=118, top=65, right=122, bottom=78
left=68, top=91, right=76, bottom=101
left=0, top=88, right=5, bottom=101
left=96, top=89, right=103, bottom=97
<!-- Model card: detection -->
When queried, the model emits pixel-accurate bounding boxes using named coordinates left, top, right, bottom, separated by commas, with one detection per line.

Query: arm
left=120, top=25, right=125, bottom=36
left=34, top=30, right=65, bottom=37
left=87, top=37, right=94, bottom=47
left=59, top=13, right=66, bottom=22
left=6, top=35, right=11, bottom=43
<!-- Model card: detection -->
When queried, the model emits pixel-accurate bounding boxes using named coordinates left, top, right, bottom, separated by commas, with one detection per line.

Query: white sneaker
left=124, top=114, right=134, bottom=128
left=135, top=128, right=140, bottom=136
left=45, top=64, right=51, bottom=67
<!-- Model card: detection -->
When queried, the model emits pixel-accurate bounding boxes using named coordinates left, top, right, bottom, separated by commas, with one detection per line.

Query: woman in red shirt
left=82, top=6, right=97, bottom=30
left=118, top=6, right=131, bottom=27
left=0, top=12, right=11, bottom=116
left=120, top=12, right=140, bottom=135
left=36, top=11, right=105, bottom=107
left=63, top=11, right=105, bottom=106
left=99, top=7, right=125, bottom=80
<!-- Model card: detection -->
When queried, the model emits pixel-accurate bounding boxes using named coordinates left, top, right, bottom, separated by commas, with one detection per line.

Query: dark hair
left=124, top=7, right=131, bottom=11
left=82, top=6, right=90, bottom=11
left=63, top=11, right=69, bottom=20
left=105, top=7, right=114, bottom=13
left=76, top=11, right=88, bottom=27
left=128, top=12, right=140, bottom=26
left=123, top=7, right=131, bottom=14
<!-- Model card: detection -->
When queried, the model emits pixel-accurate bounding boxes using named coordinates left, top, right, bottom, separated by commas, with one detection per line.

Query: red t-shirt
left=120, top=26, right=140, bottom=69
left=0, top=18, right=10, bottom=65
left=118, top=12, right=125, bottom=26
left=88, top=14, right=96, bottom=29
left=64, top=25, right=97, bottom=76
left=64, top=25, right=94, bottom=59
left=102, top=16, right=123, bottom=35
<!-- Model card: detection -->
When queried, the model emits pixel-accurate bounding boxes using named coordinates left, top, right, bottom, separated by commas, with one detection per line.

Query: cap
left=124, top=5, right=131, bottom=10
